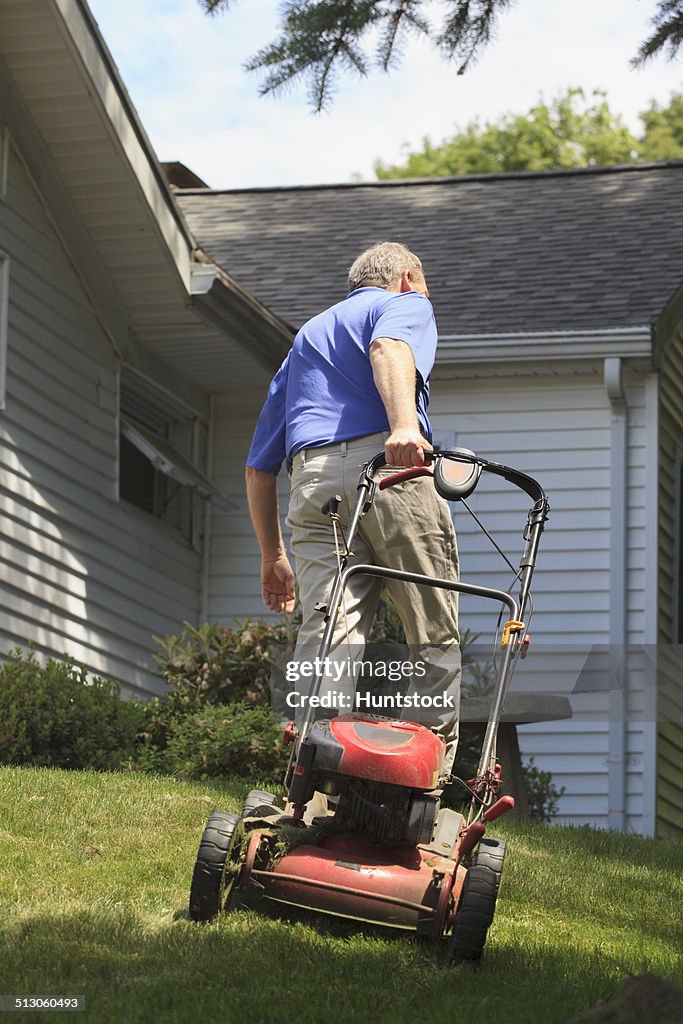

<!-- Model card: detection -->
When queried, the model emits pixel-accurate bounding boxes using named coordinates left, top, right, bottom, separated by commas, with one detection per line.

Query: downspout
left=604, top=357, right=627, bottom=831
left=199, top=393, right=215, bottom=624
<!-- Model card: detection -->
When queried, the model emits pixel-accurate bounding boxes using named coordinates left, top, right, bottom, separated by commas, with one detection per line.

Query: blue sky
left=87, top=0, right=683, bottom=188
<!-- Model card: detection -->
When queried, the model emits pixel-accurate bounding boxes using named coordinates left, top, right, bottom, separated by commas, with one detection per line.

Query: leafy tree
left=639, top=91, right=683, bottom=159
left=200, top=0, right=683, bottom=112
left=375, top=88, right=641, bottom=178
left=374, top=87, right=683, bottom=178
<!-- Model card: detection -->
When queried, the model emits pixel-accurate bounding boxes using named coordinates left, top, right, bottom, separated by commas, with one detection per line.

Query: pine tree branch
left=198, top=0, right=683, bottom=112
left=437, top=0, right=517, bottom=75
left=376, top=1, right=430, bottom=71
left=631, top=0, right=683, bottom=66
left=244, top=1, right=380, bottom=111
left=198, top=0, right=238, bottom=14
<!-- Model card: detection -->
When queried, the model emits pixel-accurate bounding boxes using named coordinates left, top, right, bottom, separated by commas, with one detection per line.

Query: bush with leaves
left=522, top=757, right=566, bottom=824
left=136, top=703, right=288, bottom=783
left=0, top=648, right=145, bottom=771
left=145, top=619, right=298, bottom=751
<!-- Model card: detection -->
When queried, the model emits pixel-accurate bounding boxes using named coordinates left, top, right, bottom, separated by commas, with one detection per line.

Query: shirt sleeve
left=370, top=292, right=438, bottom=383
left=245, top=353, right=290, bottom=474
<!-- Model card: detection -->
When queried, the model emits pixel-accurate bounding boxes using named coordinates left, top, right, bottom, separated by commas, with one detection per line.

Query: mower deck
left=236, top=820, right=468, bottom=935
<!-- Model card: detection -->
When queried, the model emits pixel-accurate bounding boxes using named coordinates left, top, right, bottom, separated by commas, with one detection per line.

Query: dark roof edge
left=173, top=160, right=683, bottom=197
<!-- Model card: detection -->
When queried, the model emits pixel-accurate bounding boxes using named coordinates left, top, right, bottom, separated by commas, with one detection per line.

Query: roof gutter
left=436, top=326, right=652, bottom=366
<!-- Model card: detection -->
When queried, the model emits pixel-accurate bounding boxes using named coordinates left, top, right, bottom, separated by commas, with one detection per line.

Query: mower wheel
left=241, top=789, right=278, bottom=818
left=189, top=811, right=240, bottom=922
left=474, top=837, right=506, bottom=887
left=448, top=864, right=499, bottom=963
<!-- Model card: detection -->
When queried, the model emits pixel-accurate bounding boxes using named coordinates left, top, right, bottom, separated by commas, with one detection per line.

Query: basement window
left=119, top=370, right=230, bottom=545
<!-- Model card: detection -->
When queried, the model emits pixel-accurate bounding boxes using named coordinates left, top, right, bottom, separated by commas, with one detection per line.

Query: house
left=1, top=0, right=681, bottom=838
left=172, top=167, right=683, bottom=838
left=0, top=0, right=291, bottom=696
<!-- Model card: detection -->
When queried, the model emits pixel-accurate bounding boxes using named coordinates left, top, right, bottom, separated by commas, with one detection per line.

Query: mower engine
left=290, top=713, right=444, bottom=847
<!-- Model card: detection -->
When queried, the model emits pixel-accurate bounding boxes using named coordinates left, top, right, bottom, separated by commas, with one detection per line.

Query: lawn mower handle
left=362, top=449, right=548, bottom=506
left=294, top=447, right=548, bottom=785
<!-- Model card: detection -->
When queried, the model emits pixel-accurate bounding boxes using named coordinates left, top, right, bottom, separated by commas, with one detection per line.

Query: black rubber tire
left=189, top=811, right=240, bottom=922
left=474, top=837, right=506, bottom=887
left=448, top=864, right=499, bottom=963
left=241, top=790, right=278, bottom=818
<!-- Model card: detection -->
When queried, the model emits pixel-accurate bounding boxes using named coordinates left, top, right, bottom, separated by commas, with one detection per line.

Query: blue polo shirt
left=246, top=287, right=438, bottom=474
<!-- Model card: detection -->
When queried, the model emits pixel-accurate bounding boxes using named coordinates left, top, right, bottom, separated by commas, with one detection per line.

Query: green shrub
left=154, top=619, right=299, bottom=704
left=0, top=649, right=145, bottom=770
left=137, top=703, right=288, bottom=782
left=522, top=756, right=566, bottom=823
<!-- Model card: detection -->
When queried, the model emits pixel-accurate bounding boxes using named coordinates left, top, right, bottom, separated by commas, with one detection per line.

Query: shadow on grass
left=0, top=902, right=676, bottom=1024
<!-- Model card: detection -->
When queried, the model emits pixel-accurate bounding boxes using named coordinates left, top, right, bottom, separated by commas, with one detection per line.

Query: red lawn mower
left=189, top=449, right=549, bottom=963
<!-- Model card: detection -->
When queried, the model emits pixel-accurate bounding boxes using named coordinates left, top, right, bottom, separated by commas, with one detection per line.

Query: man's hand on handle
left=384, top=428, right=432, bottom=469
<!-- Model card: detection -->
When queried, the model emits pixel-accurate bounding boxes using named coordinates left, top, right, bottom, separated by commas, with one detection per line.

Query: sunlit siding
left=0, top=142, right=200, bottom=695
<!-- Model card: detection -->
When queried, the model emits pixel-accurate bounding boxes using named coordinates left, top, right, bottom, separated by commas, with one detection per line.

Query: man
left=245, top=241, right=460, bottom=770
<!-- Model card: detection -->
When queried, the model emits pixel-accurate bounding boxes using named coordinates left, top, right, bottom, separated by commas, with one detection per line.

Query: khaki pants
left=286, top=432, right=461, bottom=771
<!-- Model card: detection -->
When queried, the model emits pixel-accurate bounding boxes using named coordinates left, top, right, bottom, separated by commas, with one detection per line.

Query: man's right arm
left=369, top=336, right=431, bottom=468
left=245, top=466, right=295, bottom=614
left=245, top=353, right=295, bottom=614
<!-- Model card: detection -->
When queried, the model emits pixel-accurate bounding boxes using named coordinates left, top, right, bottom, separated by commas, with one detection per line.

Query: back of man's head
left=348, top=241, right=423, bottom=293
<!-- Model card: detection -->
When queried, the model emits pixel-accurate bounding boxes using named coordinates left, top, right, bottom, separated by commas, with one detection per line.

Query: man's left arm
left=370, top=292, right=438, bottom=468
left=369, top=337, right=431, bottom=468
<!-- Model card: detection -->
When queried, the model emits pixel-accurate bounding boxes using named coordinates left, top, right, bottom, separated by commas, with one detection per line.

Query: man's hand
left=385, top=428, right=432, bottom=468
left=261, top=552, right=296, bottom=614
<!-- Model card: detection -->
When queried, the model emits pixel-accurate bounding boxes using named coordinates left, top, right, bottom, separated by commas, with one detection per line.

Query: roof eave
left=191, top=259, right=294, bottom=372
left=59, top=0, right=195, bottom=291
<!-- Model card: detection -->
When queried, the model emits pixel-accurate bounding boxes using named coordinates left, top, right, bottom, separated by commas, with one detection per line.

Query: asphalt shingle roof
left=176, top=163, right=683, bottom=336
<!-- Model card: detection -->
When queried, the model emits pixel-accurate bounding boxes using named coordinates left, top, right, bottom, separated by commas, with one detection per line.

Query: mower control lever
left=321, top=494, right=342, bottom=516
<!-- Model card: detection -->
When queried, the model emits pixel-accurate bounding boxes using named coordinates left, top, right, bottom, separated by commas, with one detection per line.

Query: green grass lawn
left=0, top=765, right=680, bottom=1024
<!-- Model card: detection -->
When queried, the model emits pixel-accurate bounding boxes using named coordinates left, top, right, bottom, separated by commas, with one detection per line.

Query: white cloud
left=88, top=0, right=683, bottom=188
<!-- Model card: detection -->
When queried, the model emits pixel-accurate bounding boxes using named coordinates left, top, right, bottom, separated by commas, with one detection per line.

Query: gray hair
left=347, top=241, right=423, bottom=292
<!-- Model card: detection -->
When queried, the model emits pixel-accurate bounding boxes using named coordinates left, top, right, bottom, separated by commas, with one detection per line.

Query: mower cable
left=461, top=498, right=517, bottom=573
left=451, top=776, right=487, bottom=806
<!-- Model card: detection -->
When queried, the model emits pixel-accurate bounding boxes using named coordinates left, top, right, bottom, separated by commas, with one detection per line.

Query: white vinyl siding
left=0, top=140, right=200, bottom=695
